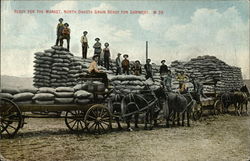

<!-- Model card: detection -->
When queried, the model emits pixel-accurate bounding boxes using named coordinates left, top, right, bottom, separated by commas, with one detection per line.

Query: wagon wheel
left=65, top=110, right=86, bottom=132
left=214, top=100, right=223, bottom=115
left=192, top=103, right=202, bottom=121
left=0, top=98, right=23, bottom=138
left=84, top=104, right=112, bottom=134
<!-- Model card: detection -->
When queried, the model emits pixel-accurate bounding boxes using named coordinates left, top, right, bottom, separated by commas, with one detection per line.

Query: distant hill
left=0, top=75, right=33, bottom=89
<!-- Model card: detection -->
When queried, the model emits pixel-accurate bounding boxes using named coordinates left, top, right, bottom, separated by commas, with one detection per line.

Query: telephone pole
left=146, top=41, right=148, bottom=62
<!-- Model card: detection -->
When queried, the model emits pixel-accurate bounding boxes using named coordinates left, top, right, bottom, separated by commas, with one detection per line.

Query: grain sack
left=73, top=84, right=88, bottom=91
left=13, top=92, right=34, bottom=102
left=56, top=87, right=74, bottom=92
left=54, top=92, right=74, bottom=98
left=35, top=100, right=55, bottom=105
left=74, top=98, right=90, bottom=104
left=1, top=88, right=20, bottom=95
left=74, top=90, right=91, bottom=99
left=15, top=100, right=33, bottom=104
left=55, top=98, right=74, bottom=104
left=0, top=93, right=14, bottom=100
left=33, top=93, right=55, bottom=101
left=38, top=87, right=55, bottom=94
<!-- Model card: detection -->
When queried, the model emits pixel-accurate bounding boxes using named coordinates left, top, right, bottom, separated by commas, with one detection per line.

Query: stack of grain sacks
left=0, top=86, right=93, bottom=105
left=33, top=51, right=53, bottom=87
left=33, top=87, right=56, bottom=104
left=110, top=75, right=146, bottom=94
left=0, top=88, right=37, bottom=104
left=33, top=46, right=74, bottom=88
left=50, top=47, right=73, bottom=87
left=170, top=55, right=244, bottom=93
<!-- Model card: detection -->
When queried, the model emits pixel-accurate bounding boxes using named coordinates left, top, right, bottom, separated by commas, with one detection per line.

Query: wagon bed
left=0, top=90, right=113, bottom=138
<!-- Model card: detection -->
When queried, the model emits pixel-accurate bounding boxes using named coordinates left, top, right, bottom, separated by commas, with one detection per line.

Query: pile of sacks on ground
left=170, top=55, right=244, bottom=93
left=0, top=85, right=99, bottom=105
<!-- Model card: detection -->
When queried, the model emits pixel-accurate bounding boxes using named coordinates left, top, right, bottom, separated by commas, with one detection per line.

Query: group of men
left=55, top=18, right=205, bottom=97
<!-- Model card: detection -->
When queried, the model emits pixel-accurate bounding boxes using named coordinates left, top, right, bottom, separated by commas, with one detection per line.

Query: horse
left=164, top=91, right=195, bottom=127
left=108, top=92, right=124, bottom=130
left=120, top=86, right=166, bottom=131
left=221, top=85, right=249, bottom=116
left=234, top=85, right=249, bottom=115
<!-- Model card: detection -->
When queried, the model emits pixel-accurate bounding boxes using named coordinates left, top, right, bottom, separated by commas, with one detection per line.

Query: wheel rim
left=65, top=110, right=86, bottom=132
left=214, top=100, right=223, bottom=115
left=192, top=104, right=202, bottom=121
left=84, top=104, right=111, bottom=134
left=0, top=98, right=22, bottom=137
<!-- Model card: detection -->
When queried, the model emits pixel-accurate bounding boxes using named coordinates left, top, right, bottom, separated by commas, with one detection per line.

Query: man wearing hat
left=176, top=71, right=188, bottom=93
left=160, top=60, right=168, bottom=80
left=55, top=18, right=64, bottom=46
left=93, top=38, right=102, bottom=65
left=60, top=23, right=71, bottom=51
left=103, top=42, right=111, bottom=70
left=122, top=54, right=130, bottom=75
left=80, top=31, right=89, bottom=59
left=132, top=60, right=142, bottom=76
left=88, top=55, right=109, bottom=87
left=115, top=53, right=122, bottom=75
left=144, top=59, right=154, bottom=81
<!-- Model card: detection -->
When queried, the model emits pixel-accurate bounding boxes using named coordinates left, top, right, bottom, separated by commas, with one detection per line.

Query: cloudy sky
left=1, top=0, right=249, bottom=78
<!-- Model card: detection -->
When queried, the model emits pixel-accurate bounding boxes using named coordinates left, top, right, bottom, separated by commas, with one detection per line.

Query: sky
left=1, top=0, right=249, bottom=78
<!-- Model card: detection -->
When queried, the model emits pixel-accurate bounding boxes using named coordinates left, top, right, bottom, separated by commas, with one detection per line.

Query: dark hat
left=146, top=59, right=151, bottom=62
left=104, top=42, right=109, bottom=46
left=59, top=18, right=63, bottom=21
left=117, top=53, right=121, bottom=56
left=64, top=23, right=69, bottom=26
left=92, top=54, right=99, bottom=60
left=123, top=54, right=128, bottom=58
left=83, top=31, right=88, bottom=34
left=95, top=38, right=100, bottom=41
left=161, top=60, right=166, bottom=63
left=135, top=60, right=140, bottom=63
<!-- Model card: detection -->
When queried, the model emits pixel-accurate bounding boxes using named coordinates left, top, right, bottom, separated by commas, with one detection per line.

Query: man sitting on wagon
left=88, top=55, right=109, bottom=88
left=190, top=76, right=207, bottom=103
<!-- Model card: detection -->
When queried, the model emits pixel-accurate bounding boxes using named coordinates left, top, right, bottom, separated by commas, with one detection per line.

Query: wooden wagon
left=0, top=78, right=114, bottom=138
left=192, top=80, right=223, bottom=120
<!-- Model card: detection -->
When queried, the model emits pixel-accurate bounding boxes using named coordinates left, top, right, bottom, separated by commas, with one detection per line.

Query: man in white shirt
left=80, top=31, right=89, bottom=59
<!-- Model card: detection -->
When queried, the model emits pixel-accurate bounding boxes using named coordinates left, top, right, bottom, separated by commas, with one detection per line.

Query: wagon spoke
left=5, top=128, right=10, bottom=135
left=6, top=124, right=17, bottom=130
left=91, top=110, right=97, bottom=117
left=99, top=123, right=105, bottom=131
left=71, top=120, right=78, bottom=129
left=101, top=121, right=110, bottom=126
left=94, top=124, right=98, bottom=132
left=100, top=108, right=104, bottom=117
left=101, top=116, right=110, bottom=120
left=79, top=121, right=84, bottom=130
left=97, top=124, right=101, bottom=134
left=88, top=115, right=96, bottom=120
left=67, top=119, right=76, bottom=124
left=89, top=122, right=96, bottom=130
left=76, top=121, right=79, bottom=131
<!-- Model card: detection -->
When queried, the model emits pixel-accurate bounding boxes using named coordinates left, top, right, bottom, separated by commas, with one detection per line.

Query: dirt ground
left=0, top=113, right=250, bottom=161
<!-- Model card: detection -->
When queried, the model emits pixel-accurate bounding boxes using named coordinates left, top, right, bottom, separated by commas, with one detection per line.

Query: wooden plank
left=17, top=103, right=95, bottom=112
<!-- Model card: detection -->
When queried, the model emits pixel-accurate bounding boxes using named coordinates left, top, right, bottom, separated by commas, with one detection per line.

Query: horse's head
left=153, top=86, right=167, bottom=101
left=240, top=85, right=250, bottom=97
